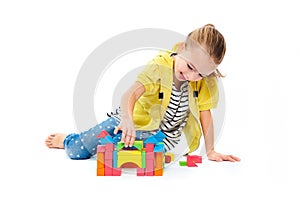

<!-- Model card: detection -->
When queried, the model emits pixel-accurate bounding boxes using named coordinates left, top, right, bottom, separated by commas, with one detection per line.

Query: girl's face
left=173, top=54, right=217, bottom=82
left=173, top=44, right=218, bottom=82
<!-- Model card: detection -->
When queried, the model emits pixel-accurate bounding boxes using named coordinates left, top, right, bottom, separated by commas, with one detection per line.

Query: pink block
left=105, top=159, right=113, bottom=168
left=105, top=152, right=113, bottom=160
left=97, top=145, right=106, bottom=153
left=146, top=152, right=154, bottom=160
left=137, top=168, right=145, bottom=176
left=146, top=159, right=154, bottom=176
left=105, top=143, right=114, bottom=151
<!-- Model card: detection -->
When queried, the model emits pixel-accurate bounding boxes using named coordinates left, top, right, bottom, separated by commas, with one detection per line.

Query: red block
left=104, top=166, right=113, bottom=176
left=112, top=168, right=122, bottom=176
left=187, top=155, right=202, bottom=167
left=145, top=143, right=154, bottom=152
left=97, top=130, right=109, bottom=138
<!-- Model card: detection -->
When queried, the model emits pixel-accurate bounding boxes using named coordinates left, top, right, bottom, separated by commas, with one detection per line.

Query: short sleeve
left=197, top=77, right=219, bottom=111
left=136, top=59, right=160, bottom=93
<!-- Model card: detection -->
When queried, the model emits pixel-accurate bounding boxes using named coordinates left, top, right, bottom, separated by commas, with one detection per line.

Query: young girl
left=45, top=24, right=240, bottom=162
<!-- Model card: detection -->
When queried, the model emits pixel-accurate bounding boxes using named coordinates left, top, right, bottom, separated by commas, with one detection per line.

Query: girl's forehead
left=178, top=47, right=218, bottom=75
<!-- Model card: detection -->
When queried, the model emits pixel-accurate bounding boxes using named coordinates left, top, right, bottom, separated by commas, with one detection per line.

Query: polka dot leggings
left=63, top=117, right=152, bottom=160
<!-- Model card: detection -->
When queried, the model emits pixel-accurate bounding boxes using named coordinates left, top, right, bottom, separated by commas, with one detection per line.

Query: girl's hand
left=113, top=118, right=136, bottom=147
left=207, top=150, right=241, bottom=162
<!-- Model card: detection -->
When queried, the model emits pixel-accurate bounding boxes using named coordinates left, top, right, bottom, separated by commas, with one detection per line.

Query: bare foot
left=45, top=133, right=67, bottom=149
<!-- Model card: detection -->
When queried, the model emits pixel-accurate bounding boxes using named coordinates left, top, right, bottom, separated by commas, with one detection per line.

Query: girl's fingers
left=129, top=133, right=136, bottom=147
left=113, top=126, right=121, bottom=134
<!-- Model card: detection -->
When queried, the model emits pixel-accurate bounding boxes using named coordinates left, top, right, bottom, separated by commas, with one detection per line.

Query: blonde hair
left=186, top=24, right=226, bottom=77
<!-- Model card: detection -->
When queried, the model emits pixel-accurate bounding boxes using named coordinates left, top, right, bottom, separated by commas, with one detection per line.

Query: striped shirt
left=159, top=81, right=189, bottom=151
left=108, top=81, right=190, bottom=151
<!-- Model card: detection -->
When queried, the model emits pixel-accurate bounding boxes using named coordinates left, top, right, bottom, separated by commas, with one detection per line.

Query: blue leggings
left=63, top=117, right=152, bottom=160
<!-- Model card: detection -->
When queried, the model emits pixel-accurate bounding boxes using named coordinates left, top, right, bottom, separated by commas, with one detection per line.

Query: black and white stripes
left=159, top=81, right=189, bottom=151
left=107, top=81, right=190, bottom=152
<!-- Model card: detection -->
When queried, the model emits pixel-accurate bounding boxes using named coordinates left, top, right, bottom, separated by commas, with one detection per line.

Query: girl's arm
left=114, top=82, right=145, bottom=147
left=200, top=110, right=240, bottom=162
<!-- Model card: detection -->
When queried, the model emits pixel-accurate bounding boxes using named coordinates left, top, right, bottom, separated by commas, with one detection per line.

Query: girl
left=45, top=24, right=240, bottom=162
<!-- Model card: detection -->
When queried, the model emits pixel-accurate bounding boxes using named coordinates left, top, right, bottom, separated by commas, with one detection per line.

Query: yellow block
left=118, top=150, right=142, bottom=168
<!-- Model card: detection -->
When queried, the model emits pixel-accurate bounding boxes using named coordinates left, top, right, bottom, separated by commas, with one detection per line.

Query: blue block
left=154, top=143, right=164, bottom=152
left=154, top=130, right=166, bottom=142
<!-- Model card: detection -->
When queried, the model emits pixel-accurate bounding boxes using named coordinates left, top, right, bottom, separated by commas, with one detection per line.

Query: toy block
left=137, top=168, right=145, bottom=176
left=145, top=159, right=154, bottom=176
left=145, top=143, right=154, bottom=152
left=179, top=161, right=187, bottom=166
left=119, top=162, right=140, bottom=168
left=97, top=168, right=105, bottom=176
left=154, top=130, right=166, bottom=142
left=154, top=168, right=163, bottom=176
left=101, top=135, right=114, bottom=144
left=146, top=152, right=154, bottom=160
left=154, top=143, right=164, bottom=152
left=165, top=152, right=174, bottom=162
left=104, top=166, right=113, bottom=176
left=97, top=145, right=106, bottom=153
left=112, top=168, right=122, bottom=176
left=155, top=152, right=163, bottom=169
left=118, top=150, right=141, bottom=156
left=105, top=159, right=113, bottom=168
left=165, top=155, right=171, bottom=163
left=96, top=130, right=109, bottom=138
left=113, top=150, right=118, bottom=168
left=142, top=150, right=146, bottom=168
left=97, top=152, right=105, bottom=169
left=116, top=141, right=143, bottom=151
left=144, top=136, right=158, bottom=144
left=187, top=155, right=202, bottom=167
left=104, top=151, right=113, bottom=160
left=105, top=143, right=114, bottom=151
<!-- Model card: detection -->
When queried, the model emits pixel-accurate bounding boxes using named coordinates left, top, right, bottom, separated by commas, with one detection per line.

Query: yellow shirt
left=133, top=45, right=219, bottom=153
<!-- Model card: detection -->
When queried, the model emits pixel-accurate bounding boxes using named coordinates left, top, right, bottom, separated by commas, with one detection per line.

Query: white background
left=0, top=0, right=298, bottom=199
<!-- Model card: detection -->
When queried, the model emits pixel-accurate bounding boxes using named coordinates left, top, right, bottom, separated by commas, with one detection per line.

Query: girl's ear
left=177, top=42, right=185, bottom=53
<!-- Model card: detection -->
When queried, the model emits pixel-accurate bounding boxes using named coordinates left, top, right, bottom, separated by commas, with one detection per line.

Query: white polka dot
left=75, top=140, right=78, bottom=143
left=109, top=119, right=113, bottom=122
left=107, top=126, right=110, bottom=129
left=81, top=139, right=84, bottom=142
left=70, top=153, right=73, bottom=156
left=99, top=126, right=102, bottom=129
left=81, top=146, right=84, bottom=149
left=77, top=155, right=80, bottom=158
left=92, top=133, right=95, bottom=136
left=84, top=134, right=87, bottom=137
left=92, top=148, right=95, bottom=151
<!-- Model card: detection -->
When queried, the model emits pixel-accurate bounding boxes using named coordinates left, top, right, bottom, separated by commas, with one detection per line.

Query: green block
left=117, top=141, right=144, bottom=151
left=142, top=150, right=146, bottom=168
left=179, top=161, right=187, bottom=166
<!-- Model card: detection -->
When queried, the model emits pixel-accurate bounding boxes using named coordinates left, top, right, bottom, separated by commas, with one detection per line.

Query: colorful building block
left=96, top=130, right=172, bottom=176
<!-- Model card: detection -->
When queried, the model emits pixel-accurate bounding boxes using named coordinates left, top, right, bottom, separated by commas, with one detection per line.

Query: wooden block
left=97, top=145, right=106, bottom=153
left=104, top=166, right=113, bottom=176
left=112, top=168, right=122, bottom=176
left=137, top=168, right=145, bottom=176
left=154, top=168, right=163, bottom=176
left=97, top=152, right=105, bottom=169
left=155, top=152, right=163, bottom=169
left=97, top=168, right=105, bottom=176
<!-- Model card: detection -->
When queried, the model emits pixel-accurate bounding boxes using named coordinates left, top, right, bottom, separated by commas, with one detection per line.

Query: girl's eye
left=198, top=73, right=204, bottom=78
left=187, top=64, right=193, bottom=70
